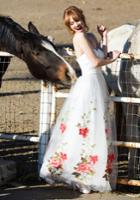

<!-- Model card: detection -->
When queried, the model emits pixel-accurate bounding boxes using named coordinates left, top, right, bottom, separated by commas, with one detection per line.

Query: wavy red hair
left=63, top=6, right=89, bottom=34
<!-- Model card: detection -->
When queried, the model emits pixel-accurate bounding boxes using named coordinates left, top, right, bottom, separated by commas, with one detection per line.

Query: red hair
left=63, top=6, right=89, bottom=34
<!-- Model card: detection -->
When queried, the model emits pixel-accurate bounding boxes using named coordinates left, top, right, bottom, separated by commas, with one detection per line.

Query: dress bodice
left=76, top=48, right=104, bottom=75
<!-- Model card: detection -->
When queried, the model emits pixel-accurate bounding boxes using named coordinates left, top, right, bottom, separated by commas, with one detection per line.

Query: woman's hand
left=97, top=25, right=107, bottom=38
left=107, top=50, right=121, bottom=61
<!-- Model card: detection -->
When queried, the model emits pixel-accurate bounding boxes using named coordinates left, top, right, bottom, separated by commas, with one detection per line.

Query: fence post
left=38, top=82, right=53, bottom=170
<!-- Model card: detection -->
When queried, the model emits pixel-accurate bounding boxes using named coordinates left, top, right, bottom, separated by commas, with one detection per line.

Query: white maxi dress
left=40, top=48, right=117, bottom=193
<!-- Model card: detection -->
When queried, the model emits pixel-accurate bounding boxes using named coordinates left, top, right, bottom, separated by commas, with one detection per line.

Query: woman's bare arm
left=73, top=32, right=120, bottom=68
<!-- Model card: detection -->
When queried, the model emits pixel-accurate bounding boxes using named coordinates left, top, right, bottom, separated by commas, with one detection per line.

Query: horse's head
left=0, top=16, right=77, bottom=87
left=18, top=34, right=71, bottom=85
left=22, top=21, right=77, bottom=86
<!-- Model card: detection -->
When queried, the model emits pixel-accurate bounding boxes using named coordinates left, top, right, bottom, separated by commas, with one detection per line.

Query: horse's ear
left=28, top=21, right=40, bottom=35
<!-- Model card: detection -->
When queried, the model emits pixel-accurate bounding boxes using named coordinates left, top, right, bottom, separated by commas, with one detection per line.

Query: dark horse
left=0, top=16, right=76, bottom=87
left=0, top=55, right=11, bottom=87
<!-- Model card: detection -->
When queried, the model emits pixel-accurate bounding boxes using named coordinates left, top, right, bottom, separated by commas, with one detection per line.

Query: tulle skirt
left=40, top=71, right=117, bottom=193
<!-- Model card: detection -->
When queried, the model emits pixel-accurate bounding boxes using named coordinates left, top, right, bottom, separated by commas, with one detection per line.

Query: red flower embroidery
left=90, top=155, right=98, bottom=164
left=108, top=153, right=115, bottom=162
left=60, top=152, right=67, bottom=160
left=76, top=163, right=91, bottom=173
left=60, top=123, right=66, bottom=133
left=106, top=163, right=112, bottom=174
left=104, top=153, right=115, bottom=176
left=79, top=127, right=89, bottom=138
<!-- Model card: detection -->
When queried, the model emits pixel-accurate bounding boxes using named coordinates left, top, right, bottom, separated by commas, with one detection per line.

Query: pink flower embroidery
left=90, top=155, right=98, bottom=164
left=79, top=127, right=89, bottom=138
left=76, top=163, right=91, bottom=173
left=49, top=152, right=68, bottom=169
left=105, top=128, right=112, bottom=136
left=50, top=158, right=62, bottom=168
left=60, top=152, right=67, bottom=160
left=60, top=123, right=66, bottom=133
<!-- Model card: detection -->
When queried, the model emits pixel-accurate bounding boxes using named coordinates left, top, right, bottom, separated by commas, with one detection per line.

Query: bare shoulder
left=73, top=32, right=86, bottom=42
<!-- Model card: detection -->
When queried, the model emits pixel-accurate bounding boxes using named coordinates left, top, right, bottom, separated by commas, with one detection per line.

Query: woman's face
left=69, top=16, right=85, bottom=33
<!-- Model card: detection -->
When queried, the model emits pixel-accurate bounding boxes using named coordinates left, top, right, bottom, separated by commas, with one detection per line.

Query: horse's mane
left=0, top=15, right=27, bottom=34
left=0, top=15, right=27, bottom=52
left=0, top=15, right=43, bottom=54
left=0, top=15, right=57, bottom=55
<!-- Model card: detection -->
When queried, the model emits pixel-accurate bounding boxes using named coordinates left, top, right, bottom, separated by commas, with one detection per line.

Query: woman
left=40, top=6, right=120, bottom=193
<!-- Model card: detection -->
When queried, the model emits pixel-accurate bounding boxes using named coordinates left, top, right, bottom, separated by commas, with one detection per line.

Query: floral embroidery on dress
left=60, top=122, right=66, bottom=133
left=105, top=128, right=112, bottom=138
left=103, top=153, right=115, bottom=180
left=76, top=101, right=95, bottom=138
left=90, top=155, right=98, bottom=164
left=48, top=152, right=67, bottom=175
left=73, top=154, right=98, bottom=180
left=79, top=127, right=89, bottom=138
left=58, top=106, right=74, bottom=135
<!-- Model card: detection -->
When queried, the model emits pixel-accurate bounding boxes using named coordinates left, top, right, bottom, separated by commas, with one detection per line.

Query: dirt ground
left=0, top=183, right=140, bottom=200
left=0, top=0, right=140, bottom=199
left=0, top=0, right=140, bottom=44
